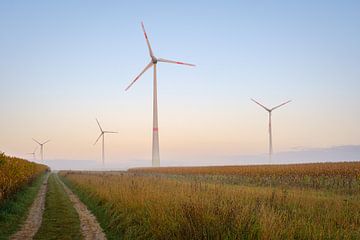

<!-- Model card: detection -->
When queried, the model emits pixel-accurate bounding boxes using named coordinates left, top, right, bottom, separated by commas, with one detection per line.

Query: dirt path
left=10, top=174, right=49, bottom=240
left=55, top=174, right=107, bottom=240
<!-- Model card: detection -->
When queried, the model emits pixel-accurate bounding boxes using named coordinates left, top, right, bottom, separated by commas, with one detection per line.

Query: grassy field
left=34, top=173, right=82, bottom=240
left=60, top=162, right=360, bottom=240
left=0, top=173, right=46, bottom=239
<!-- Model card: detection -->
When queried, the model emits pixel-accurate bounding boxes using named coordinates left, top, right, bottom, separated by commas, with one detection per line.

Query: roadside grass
left=0, top=173, right=46, bottom=239
left=61, top=171, right=360, bottom=240
left=34, top=173, right=82, bottom=240
left=60, top=176, right=121, bottom=240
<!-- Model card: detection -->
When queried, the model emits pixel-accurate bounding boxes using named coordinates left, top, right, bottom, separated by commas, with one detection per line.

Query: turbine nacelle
left=151, top=56, right=158, bottom=64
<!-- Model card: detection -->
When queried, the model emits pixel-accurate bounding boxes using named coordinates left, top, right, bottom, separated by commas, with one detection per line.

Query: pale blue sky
left=1, top=1, right=359, bottom=167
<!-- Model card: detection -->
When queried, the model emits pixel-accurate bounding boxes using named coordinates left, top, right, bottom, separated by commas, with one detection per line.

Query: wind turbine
left=125, top=22, right=195, bottom=167
left=32, top=139, right=50, bottom=161
left=94, top=119, right=117, bottom=165
left=251, top=99, right=291, bottom=160
left=27, top=146, right=38, bottom=160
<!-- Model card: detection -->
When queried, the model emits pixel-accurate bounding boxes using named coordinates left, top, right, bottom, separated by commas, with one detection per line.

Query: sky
left=1, top=1, right=359, bottom=169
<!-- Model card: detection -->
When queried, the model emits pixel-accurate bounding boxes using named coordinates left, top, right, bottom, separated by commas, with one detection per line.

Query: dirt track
left=55, top=174, right=107, bottom=240
left=10, top=174, right=49, bottom=240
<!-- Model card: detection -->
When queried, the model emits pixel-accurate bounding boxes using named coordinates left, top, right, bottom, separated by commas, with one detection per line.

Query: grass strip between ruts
left=34, top=173, right=82, bottom=240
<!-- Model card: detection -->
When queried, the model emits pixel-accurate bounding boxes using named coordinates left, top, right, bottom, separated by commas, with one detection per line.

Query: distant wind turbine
left=27, top=146, right=38, bottom=160
left=94, top=119, right=117, bottom=165
left=32, top=139, right=50, bottom=161
left=251, top=99, right=291, bottom=160
left=125, top=22, right=195, bottom=167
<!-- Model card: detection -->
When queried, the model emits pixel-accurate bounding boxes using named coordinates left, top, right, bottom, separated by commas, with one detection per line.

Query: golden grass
left=61, top=170, right=360, bottom=239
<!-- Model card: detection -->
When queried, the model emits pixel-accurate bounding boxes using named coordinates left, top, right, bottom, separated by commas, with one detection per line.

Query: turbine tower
left=251, top=99, right=291, bottom=160
left=27, top=146, right=38, bottom=160
left=125, top=22, right=195, bottom=167
left=32, top=139, right=50, bottom=161
left=94, top=119, right=117, bottom=165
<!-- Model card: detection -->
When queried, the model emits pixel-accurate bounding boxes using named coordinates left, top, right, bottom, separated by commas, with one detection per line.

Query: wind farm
left=1, top=1, right=360, bottom=239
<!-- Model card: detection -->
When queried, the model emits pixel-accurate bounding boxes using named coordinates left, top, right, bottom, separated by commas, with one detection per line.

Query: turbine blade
left=32, top=138, right=41, bottom=145
left=251, top=99, right=270, bottom=111
left=104, top=131, right=118, bottom=134
left=42, top=140, right=50, bottom=145
left=94, top=133, right=103, bottom=145
left=141, top=22, right=154, bottom=57
left=125, top=62, right=153, bottom=91
left=96, top=118, right=103, bottom=132
left=157, top=58, right=195, bottom=67
left=271, top=100, right=292, bottom=111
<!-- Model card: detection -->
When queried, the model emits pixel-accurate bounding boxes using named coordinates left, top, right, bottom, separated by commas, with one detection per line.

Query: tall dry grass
left=61, top=171, right=360, bottom=239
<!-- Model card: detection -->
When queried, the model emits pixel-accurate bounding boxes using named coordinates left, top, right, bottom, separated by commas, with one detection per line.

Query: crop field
left=60, top=162, right=360, bottom=239
left=0, top=153, right=49, bottom=203
left=130, top=162, right=360, bottom=194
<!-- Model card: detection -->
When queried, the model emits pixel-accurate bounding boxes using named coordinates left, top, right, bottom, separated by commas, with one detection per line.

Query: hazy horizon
left=1, top=1, right=359, bottom=168
left=10, top=145, right=359, bottom=170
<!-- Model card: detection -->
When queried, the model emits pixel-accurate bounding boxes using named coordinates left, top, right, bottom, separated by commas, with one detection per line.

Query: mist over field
left=42, top=145, right=360, bottom=170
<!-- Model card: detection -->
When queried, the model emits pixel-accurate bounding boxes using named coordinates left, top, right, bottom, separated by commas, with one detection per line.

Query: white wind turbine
left=125, top=22, right=195, bottom=167
left=94, top=119, right=117, bottom=165
left=251, top=99, right=291, bottom=160
left=27, top=146, right=38, bottom=160
left=32, top=139, right=50, bottom=161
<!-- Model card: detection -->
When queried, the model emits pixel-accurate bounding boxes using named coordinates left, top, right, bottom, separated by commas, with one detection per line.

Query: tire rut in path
left=55, top=174, right=107, bottom=240
left=10, top=174, right=49, bottom=240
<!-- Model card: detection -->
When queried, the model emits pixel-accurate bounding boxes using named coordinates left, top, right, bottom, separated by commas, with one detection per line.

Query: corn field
left=130, top=162, right=360, bottom=194
left=0, top=152, right=49, bottom=202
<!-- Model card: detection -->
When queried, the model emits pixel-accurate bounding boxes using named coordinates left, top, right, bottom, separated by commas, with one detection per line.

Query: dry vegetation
left=0, top=153, right=49, bottom=202
left=61, top=163, right=360, bottom=239
left=130, top=162, right=360, bottom=193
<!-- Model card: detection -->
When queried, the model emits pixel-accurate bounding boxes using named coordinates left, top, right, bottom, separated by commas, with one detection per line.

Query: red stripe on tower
left=153, top=128, right=158, bottom=132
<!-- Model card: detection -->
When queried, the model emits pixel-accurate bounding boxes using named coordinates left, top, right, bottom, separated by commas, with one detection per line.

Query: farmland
left=60, top=162, right=360, bottom=239
left=0, top=152, right=48, bottom=203
left=1, top=158, right=360, bottom=239
left=0, top=153, right=49, bottom=238
left=130, top=162, right=360, bottom=194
